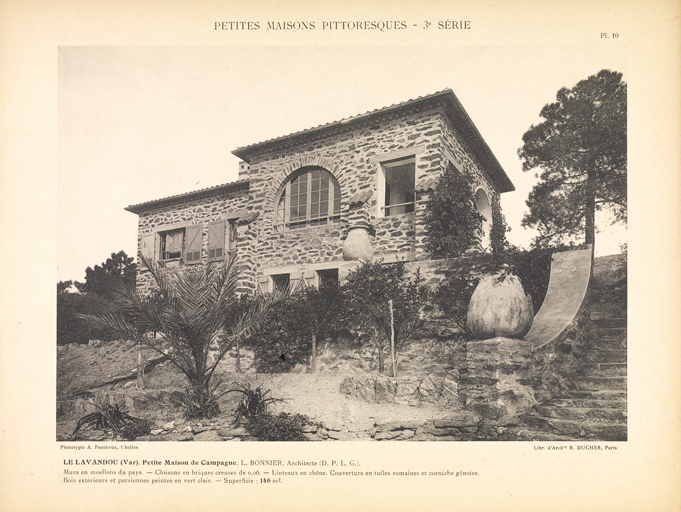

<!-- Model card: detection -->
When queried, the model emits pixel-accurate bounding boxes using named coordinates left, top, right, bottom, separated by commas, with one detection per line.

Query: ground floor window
left=317, top=268, right=339, bottom=288
left=271, top=273, right=290, bottom=294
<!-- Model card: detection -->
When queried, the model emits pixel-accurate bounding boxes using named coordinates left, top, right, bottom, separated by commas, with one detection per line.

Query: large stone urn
left=343, top=224, right=374, bottom=262
left=467, top=274, right=534, bottom=339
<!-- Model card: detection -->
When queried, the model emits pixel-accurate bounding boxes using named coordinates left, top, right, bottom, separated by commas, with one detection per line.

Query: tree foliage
left=424, top=164, right=485, bottom=258
left=245, top=283, right=343, bottom=373
left=57, top=251, right=137, bottom=345
left=57, top=282, right=116, bottom=345
left=340, top=261, right=428, bottom=375
left=79, top=256, right=281, bottom=418
left=519, top=69, right=627, bottom=248
left=76, top=251, right=137, bottom=299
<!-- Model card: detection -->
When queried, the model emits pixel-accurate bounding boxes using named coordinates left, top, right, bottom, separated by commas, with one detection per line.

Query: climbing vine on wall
left=424, top=166, right=484, bottom=259
left=490, top=198, right=510, bottom=254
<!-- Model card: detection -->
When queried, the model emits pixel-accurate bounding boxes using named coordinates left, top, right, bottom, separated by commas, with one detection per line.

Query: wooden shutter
left=207, top=220, right=226, bottom=261
left=184, top=224, right=202, bottom=264
left=140, top=234, right=155, bottom=268
left=258, top=275, right=270, bottom=294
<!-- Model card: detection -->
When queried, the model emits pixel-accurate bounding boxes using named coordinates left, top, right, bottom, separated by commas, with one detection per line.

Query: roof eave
left=231, top=90, right=454, bottom=163
left=442, top=93, right=515, bottom=193
left=125, top=180, right=250, bottom=215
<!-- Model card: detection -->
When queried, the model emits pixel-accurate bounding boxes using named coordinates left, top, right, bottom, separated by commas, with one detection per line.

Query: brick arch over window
left=266, top=156, right=347, bottom=203
left=274, top=166, right=342, bottom=231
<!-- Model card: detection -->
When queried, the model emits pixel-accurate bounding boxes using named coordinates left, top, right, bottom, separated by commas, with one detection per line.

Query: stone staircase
left=520, top=257, right=627, bottom=441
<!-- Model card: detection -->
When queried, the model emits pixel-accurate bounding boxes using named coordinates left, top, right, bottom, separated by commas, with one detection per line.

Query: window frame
left=271, top=273, right=291, bottom=294
left=372, top=145, right=425, bottom=218
left=139, top=221, right=203, bottom=268
left=159, top=227, right=185, bottom=262
left=316, top=268, right=339, bottom=289
left=275, top=167, right=341, bottom=231
left=380, top=157, right=416, bottom=217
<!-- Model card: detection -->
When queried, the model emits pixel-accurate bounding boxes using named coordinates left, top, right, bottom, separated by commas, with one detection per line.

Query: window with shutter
left=207, top=220, right=226, bottom=261
left=154, top=223, right=203, bottom=265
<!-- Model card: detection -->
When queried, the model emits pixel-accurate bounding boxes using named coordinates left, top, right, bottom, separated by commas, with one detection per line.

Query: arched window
left=275, top=167, right=341, bottom=231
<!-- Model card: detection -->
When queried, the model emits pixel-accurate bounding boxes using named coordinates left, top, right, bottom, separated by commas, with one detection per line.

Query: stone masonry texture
left=129, top=93, right=508, bottom=294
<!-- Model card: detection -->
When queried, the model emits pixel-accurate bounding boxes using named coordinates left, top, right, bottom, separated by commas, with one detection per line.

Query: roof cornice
left=125, top=180, right=249, bottom=215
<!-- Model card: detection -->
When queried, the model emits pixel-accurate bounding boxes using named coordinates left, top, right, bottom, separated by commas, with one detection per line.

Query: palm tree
left=80, top=255, right=280, bottom=418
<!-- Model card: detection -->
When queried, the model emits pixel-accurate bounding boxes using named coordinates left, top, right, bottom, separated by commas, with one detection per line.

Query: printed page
left=1, top=1, right=679, bottom=511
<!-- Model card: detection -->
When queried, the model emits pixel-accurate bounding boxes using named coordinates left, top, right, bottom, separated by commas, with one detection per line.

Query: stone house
left=125, top=89, right=514, bottom=294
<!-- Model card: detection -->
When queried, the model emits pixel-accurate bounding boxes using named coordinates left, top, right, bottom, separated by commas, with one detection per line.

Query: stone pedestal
left=462, top=337, right=535, bottom=420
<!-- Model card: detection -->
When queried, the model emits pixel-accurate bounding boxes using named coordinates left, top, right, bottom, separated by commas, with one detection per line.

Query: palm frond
left=79, top=254, right=280, bottom=418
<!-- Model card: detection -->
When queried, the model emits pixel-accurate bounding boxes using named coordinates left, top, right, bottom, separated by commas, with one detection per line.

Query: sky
left=58, top=45, right=627, bottom=283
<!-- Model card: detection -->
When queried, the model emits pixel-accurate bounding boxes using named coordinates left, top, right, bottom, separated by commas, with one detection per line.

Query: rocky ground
left=56, top=344, right=460, bottom=441
left=57, top=254, right=626, bottom=442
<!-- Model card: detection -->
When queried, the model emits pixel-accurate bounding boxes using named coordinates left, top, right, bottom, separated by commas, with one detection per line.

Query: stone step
left=565, top=389, right=627, bottom=401
left=582, top=363, right=628, bottom=376
left=591, top=333, right=627, bottom=343
left=574, top=376, right=627, bottom=391
left=588, top=339, right=627, bottom=351
left=552, top=398, right=627, bottom=409
left=591, top=317, right=627, bottom=329
left=522, top=416, right=627, bottom=441
left=585, top=349, right=627, bottom=363
left=534, top=406, right=627, bottom=422
left=595, top=327, right=627, bottom=338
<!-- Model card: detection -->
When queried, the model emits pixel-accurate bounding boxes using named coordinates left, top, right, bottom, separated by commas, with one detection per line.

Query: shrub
left=340, top=261, right=428, bottom=376
left=246, top=413, right=310, bottom=441
left=245, top=298, right=311, bottom=373
left=228, top=383, right=285, bottom=424
left=245, top=283, right=343, bottom=373
left=181, top=381, right=226, bottom=419
left=71, top=400, right=151, bottom=441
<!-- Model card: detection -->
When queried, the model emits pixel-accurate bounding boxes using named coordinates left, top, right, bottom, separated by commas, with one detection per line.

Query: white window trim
left=376, top=156, right=419, bottom=218
left=373, top=146, right=424, bottom=218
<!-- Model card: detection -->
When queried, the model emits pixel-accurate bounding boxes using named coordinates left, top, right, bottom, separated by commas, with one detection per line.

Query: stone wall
left=240, top=102, right=502, bottom=282
left=135, top=189, right=251, bottom=294
left=132, top=98, right=505, bottom=295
